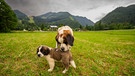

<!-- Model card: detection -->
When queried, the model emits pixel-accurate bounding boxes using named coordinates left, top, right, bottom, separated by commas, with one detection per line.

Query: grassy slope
left=28, top=16, right=35, bottom=23
left=0, top=30, right=135, bottom=76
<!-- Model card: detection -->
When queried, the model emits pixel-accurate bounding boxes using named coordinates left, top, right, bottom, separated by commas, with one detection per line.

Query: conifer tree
left=0, top=0, right=17, bottom=32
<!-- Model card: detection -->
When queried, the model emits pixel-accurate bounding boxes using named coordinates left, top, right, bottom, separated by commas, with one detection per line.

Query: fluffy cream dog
left=55, top=26, right=74, bottom=51
left=37, top=45, right=76, bottom=73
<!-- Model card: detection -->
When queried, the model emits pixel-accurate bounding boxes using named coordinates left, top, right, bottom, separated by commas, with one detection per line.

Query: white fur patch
left=60, top=43, right=68, bottom=51
left=60, top=43, right=71, bottom=51
left=62, top=68, right=68, bottom=73
left=39, top=45, right=42, bottom=51
left=37, top=46, right=44, bottom=57
left=45, top=55, right=55, bottom=72
left=58, top=37, right=64, bottom=43
left=58, top=26, right=73, bottom=36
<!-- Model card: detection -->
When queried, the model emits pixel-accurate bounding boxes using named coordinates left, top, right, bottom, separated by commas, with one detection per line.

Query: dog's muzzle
left=60, top=47, right=69, bottom=52
left=61, top=47, right=65, bottom=52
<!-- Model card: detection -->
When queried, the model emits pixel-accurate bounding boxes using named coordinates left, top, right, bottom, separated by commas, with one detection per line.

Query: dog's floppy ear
left=41, top=47, right=50, bottom=55
left=66, top=34, right=74, bottom=46
left=55, top=34, right=60, bottom=44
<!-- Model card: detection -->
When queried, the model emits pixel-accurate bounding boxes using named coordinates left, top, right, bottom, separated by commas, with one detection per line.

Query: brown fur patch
left=63, top=30, right=71, bottom=35
left=61, top=30, right=71, bottom=39
left=50, top=48, right=73, bottom=61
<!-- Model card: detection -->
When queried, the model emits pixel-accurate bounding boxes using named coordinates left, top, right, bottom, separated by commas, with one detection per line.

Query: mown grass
left=0, top=30, right=135, bottom=76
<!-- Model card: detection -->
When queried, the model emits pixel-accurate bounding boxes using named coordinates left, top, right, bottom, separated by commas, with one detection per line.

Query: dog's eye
left=63, top=41, right=68, bottom=45
left=63, top=38, right=68, bottom=45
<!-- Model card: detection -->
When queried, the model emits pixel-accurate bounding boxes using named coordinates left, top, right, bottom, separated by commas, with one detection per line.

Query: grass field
left=0, top=30, right=135, bottom=76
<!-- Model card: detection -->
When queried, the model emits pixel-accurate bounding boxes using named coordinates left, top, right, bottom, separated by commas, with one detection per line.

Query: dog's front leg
left=62, top=59, right=69, bottom=73
left=47, top=58, right=55, bottom=72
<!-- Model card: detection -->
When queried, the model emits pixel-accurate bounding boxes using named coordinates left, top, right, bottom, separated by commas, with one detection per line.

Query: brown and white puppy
left=37, top=45, right=76, bottom=73
left=55, top=26, right=74, bottom=51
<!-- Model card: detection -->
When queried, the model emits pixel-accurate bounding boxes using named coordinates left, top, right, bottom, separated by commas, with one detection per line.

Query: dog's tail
left=70, top=60, right=76, bottom=68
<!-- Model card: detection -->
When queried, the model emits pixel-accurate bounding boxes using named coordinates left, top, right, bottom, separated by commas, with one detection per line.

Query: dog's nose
left=61, top=47, right=65, bottom=51
left=38, top=54, right=41, bottom=57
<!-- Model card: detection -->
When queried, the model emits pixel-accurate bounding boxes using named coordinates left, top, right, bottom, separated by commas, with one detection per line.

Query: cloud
left=5, top=0, right=50, bottom=16
left=5, top=0, right=135, bottom=22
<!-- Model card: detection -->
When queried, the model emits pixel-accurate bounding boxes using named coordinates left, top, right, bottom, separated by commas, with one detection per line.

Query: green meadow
left=0, top=30, right=135, bottom=76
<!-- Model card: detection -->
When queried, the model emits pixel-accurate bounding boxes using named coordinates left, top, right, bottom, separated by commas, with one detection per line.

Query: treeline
left=15, top=19, right=80, bottom=31
left=78, top=22, right=134, bottom=31
left=15, top=20, right=51, bottom=31
left=93, top=21, right=134, bottom=30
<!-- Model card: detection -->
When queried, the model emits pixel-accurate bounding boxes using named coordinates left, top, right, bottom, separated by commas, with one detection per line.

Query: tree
left=79, top=25, right=82, bottom=30
left=40, top=24, right=46, bottom=30
left=94, top=20, right=103, bottom=30
left=0, top=0, right=18, bottom=32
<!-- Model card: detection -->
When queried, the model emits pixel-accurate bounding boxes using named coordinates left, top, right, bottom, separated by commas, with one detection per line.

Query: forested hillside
left=0, top=0, right=17, bottom=32
left=33, top=12, right=81, bottom=28
left=13, top=4, right=135, bottom=31
left=14, top=11, right=94, bottom=30
left=95, top=5, right=135, bottom=30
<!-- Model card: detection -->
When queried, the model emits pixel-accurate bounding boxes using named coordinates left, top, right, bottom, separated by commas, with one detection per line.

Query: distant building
left=50, top=25, right=58, bottom=31
left=50, top=25, right=57, bottom=28
left=23, top=29, right=27, bottom=31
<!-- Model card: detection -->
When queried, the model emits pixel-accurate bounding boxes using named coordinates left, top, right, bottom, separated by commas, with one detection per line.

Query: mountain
left=38, top=12, right=71, bottom=22
left=97, top=5, right=135, bottom=25
left=33, top=12, right=80, bottom=28
left=34, top=12, right=94, bottom=28
left=94, top=4, right=135, bottom=30
left=73, top=16, right=94, bottom=26
left=14, top=10, right=29, bottom=20
left=13, top=10, right=94, bottom=29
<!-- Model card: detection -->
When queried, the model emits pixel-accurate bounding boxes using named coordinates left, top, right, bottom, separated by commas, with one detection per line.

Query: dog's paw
left=62, top=71, right=66, bottom=74
left=62, top=69, right=67, bottom=74
left=48, top=69, right=53, bottom=72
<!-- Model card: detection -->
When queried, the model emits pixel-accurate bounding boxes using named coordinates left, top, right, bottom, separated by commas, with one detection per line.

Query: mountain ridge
left=73, top=16, right=94, bottom=26
left=34, top=12, right=94, bottom=27
left=95, top=4, right=135, bottom=30
left=98, top=4, right=135, bottom=24
left=14, top=10, right=94, bottom=28
left=14, top=10, right=29, bottom=20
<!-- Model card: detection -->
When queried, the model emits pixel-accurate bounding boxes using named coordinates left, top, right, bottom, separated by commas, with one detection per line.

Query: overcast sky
left=5, top=0, right=135, bottom=23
